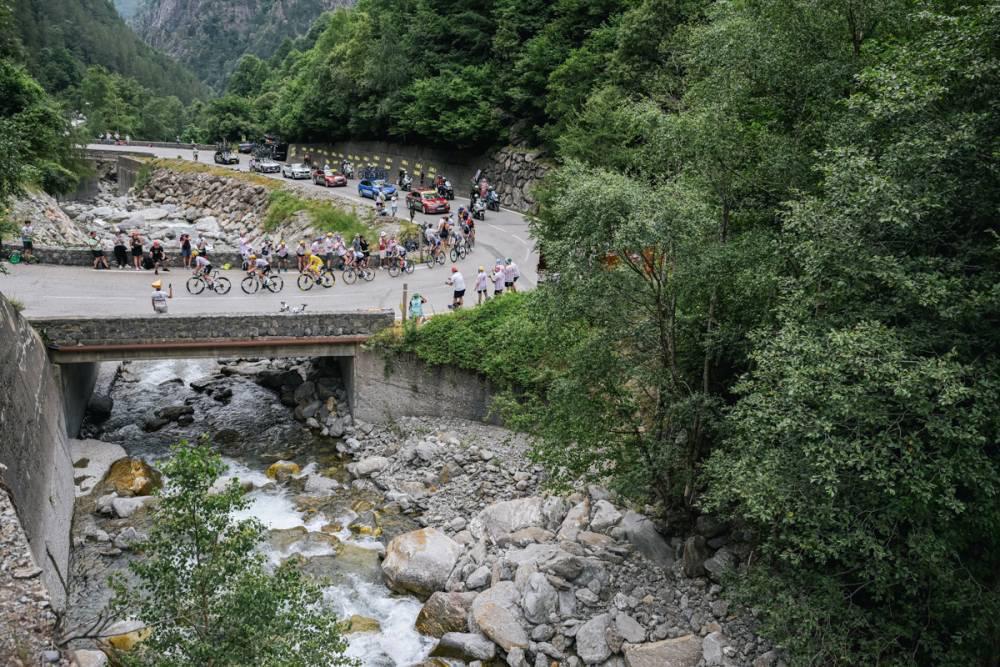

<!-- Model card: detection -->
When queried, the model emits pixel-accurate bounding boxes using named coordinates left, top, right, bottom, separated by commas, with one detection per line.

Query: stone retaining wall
left=22, top=245, right=243, bottom=268
left=30, top=309, right=395, bottom=347
left=0, top=294, right=75, bottom=611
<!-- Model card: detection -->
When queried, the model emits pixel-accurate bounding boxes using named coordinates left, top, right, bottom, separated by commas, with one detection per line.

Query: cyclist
left=248, top=254, right=270, bottom=281
left=191, top=249, right=214, bottom=286
left=304, top=250, right=325, bottom=280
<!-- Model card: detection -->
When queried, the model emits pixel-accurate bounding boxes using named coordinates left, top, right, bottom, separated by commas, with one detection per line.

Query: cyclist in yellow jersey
left=305, top=251, right=324, bottom=279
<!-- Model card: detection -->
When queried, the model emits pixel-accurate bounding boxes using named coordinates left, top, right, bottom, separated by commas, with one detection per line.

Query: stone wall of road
left=18, top=245, right=243, bottom=268
left=0, top=294, right=75, bottom=611
left=289, top=140, right=552, bottom=212
left=352, top=348, right=500, bottom=425
left=30, top=309, right=395, bottom=347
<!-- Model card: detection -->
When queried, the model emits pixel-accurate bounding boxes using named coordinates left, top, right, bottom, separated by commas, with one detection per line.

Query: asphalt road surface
left=0, top=144, right=537, bottom=319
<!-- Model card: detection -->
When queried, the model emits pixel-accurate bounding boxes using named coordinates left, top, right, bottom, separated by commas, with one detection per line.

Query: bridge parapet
left=30, top=310, right=394, bottom=362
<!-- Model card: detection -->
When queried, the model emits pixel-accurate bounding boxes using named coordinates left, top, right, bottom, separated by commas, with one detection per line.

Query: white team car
left=281, top=163, right=311, bottom=179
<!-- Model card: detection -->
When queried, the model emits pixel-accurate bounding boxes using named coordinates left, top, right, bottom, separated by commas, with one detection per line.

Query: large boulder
left=620, top=510, right=673, bottom=568
left=416, top=592, right=477, bottom=637
left=111, top=496, right=157, bottom=519
left=556, top=499, right=590, bottom=541
left=430, top=632, right=497, bottom=661
left=382, top=528, right=463, bottom=598
left=589, top=499, right=623, bottom=533
left=471, top=582, right=528, bottom=652
left=682, top=535, right=711, bottom=578
left=576, top=613, right=612, bottom=664
left=623, top=635, right=702, bottom=667
left=521, top=572, right=557, bottom=624
left=72, top=439, right=127, bottom=498
left=105, top=458, right=162, bottom=497
left=348, top=456, right=390, bottom=478
left=266, top=460, right=300, bottom=482
left=470, top=496, right=545, bottom=543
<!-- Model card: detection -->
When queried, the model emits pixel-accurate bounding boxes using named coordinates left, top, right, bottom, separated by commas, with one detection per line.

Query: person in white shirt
left=475, top=266, right=489, bottom=304
left=504, top=258, right=520, bottom=293
left=492, top=262, right=505, bottom=297
left=446, top=266, right=465, bottom=310
left=20, top=222, right=34, bottom=259
left=151, top=279, right=172, bottom=313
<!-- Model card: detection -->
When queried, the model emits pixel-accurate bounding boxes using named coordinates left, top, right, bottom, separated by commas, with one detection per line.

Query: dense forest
left=368, top=1, right=1000, bottom=665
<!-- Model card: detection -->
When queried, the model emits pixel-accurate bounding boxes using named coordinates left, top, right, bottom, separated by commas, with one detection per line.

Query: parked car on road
left=358, top=179, right=396, bottom=199
left=213, top=150, right=239, bottom=165
left=281, top=163, right=311, bottom=179
left=238, top=142, right=254, bottom=153
left=406, top=188, right=450, bottom=214
left=313, top=169, right=348, bottom=187
left=251, top=158, right=281, bottom=174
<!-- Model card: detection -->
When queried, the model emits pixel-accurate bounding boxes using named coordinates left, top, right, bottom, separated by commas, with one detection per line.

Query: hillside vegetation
left=372, top=2, right=1000, bottom=665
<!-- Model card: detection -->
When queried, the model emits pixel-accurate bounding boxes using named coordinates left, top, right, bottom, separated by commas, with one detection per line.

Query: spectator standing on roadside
left=446, top=266, right=465, bottom=310
left=130, top=232, right=144, bottom=270
left=196, top=234, right=209, bottom=259
left=475, top=266, right=489, bottom=304
left=20, top=221, right=33, bottom=260
left=296, top=239, right=307, bottom=272
left=150, top=240, right=169, bottom=275
left=390, top=193, right=398, bottom=218
left=151, top=279, right=172, bottom=314
left=409, top=293, right=427, bottom=324
left=275, top=240, right=289, bottom=272
left=88, top=231, right=109, bottom=270
left=492, top=261, right=505, bottom=297
left=113, top=228, right=128, bottom=269
left=179, top=233, right=192, bottom=268
left=504, top=258, right=519, bottom=293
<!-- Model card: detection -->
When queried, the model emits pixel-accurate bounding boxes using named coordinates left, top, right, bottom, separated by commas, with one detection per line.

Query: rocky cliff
left=130, top=0, right=353, bottom=89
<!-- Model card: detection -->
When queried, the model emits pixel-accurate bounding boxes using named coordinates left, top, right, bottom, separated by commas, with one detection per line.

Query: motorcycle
left=473, top=196, right=487, bottom=221
left=342, top=162, right=354, bottom=179
left=437, top=179, right=454, bottom=200
left=486, top=187, right=501, bottom=212
left=399, top=172, right=412, bottom=191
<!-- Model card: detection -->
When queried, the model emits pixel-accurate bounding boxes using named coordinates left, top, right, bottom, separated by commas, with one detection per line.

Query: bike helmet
left=249, top=254, right=257, bottom=260
left=506, top=258, right=512, bottom=264
left=191, top=250, right=199, bottom=257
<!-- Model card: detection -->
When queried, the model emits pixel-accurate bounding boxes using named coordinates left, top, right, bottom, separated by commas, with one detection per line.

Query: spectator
left=88, top=231, right=109, bottom=270
left=151, top=279, right=172, bottom=313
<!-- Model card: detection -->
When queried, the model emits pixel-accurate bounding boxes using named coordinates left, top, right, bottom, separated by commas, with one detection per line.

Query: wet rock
left=266, top=460, right=300, bottom=482
left=105, top=458, right=162, bottom=497
left=72, top=439, right=127, bottom=498
left=382, top=528, right=463, bottom=598
left=348, top=456, right=390, bottom=478
left=622, top=635, right=702, bottom=667
left=87, top=394, right=114, bottom=421
left=416, top=591, right=477, bottom=637
left=431, top=632, right=497, bottom=661
left=347, top=614, right=381, bottom=634
left=576, top=613, right=612, bottom=664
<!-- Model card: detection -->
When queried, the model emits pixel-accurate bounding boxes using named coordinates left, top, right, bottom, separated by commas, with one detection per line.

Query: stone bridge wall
left=31, top=310, right=395, bottom=347
left=0, top=295, right=75, bottom=611
left=16, top=246, right=243, bottom=268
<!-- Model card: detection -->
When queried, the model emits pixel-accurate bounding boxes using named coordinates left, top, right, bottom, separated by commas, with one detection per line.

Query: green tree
left=111, top=440, right=356, bottom=667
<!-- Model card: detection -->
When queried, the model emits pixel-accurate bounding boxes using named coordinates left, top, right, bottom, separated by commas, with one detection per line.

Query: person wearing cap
left=249, top=253, right=270, bottom=281
left=179, top=232, right=192, bottom=268
left=491, top=261, right=505, bottom=297
left=113, top=228, right=129, bottom=269
left=446, top=266, right=465, bottom=310
left=475, top=265, right=489, bottom=304
left=296, top=239, right=307, bottom=272
left=151, top=279, right=172, bottom=314
left=323, top=232, right=336, bottom=269
left=275, top=239, right=289, bottom=272
left=150, top=239, right=169, bottom=275
left=88, top=230, right=109, bottom=270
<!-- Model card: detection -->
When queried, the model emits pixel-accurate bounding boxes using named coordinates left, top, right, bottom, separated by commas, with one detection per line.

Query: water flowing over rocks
left=59, top=358, right=775, bottom=666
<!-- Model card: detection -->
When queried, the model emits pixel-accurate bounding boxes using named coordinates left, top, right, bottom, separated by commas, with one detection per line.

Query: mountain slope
left=11, top=0, right=206, bottom=101
left=130, top=0, right=353, bottom=90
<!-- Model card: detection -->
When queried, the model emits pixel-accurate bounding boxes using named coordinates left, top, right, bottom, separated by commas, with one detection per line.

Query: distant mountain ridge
left=12, top=0, right=206, bottom=101
left=126, top=0, right=353, bottom=91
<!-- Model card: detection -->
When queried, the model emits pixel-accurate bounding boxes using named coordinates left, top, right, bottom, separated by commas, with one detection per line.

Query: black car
left=214, top=151, right=239, bottom=165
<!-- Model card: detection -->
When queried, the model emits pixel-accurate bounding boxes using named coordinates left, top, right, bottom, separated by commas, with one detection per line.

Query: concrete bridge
left=31, top=310, right=394, bottom=363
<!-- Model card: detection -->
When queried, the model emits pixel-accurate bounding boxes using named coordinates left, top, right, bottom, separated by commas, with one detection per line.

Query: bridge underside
left=46, top=336, right=366, bottom=363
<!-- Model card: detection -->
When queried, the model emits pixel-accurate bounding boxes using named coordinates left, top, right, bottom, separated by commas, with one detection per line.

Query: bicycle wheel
left=266, top=275, right=284, bottom=292
left=186, top=276, right=205, bottom=294
left=436, top=252, right=446, bottom=265
left=387, top=261, right=400, bottom=278
left=342, top=267, right=357, bottom=285
left=404, top=260, right=414, bottom=274
left=241, top=275, right=259, bottom=294
left=363, top=267, right=375, bottom=282
left=459, top=245, right=468, bottom=260
left=321, top=270, right=336, bottom=288
left=425, top=253, right=436, bottom=269
left=450, top=247, right=460, bottom=263
left=213, top=276, right=232, bottom=294
left=297, top=273, right=315, bottom=291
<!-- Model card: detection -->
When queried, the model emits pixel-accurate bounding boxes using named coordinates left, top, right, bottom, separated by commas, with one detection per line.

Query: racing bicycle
left=241, top=272, right=285, bottom=294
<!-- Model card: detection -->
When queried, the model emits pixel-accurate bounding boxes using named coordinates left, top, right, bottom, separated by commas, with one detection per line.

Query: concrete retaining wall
left=31, top=310, right=395, bottom=347
left=0, top=295, right=75, bottom=611
left=21, top=246, right=243, bottom=268
left=352, top=348, right=498, bottom=424
left=116, top=155, right=145, bottom=194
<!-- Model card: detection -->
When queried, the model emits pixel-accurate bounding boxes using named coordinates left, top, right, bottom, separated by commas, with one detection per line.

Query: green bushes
left=263, top=190, right=370, bottom=240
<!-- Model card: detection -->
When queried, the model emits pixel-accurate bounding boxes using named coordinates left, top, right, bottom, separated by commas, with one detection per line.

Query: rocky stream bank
left=57, top=357, right=778, bottom=666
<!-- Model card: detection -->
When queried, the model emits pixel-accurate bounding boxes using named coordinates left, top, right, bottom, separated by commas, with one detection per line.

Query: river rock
left=682, top=535, right=710, bottom=578
left=556, top=499, right=590, bottom=541
left=576, top=613, right=612, bottom=664
left=589, top=500, right=623, bottom=534
left=72, top=439, right=127, bottom=498
left=471, top=598, right=528, bottom=652
left=702, top=548, right=735, bottom=582
left=111, top=496, right=157, bottom=519
left=73, top=649, right=109, bottom=667
left=521, top=572, right=557, bottom=623
left=431, top=632, right=497, bottom=661
left=105, top=458, right=162, bottom=497
left=348, top=456, right=390, bottom=478
left=471, top=496, right=545, bottom=543
left=702, top=632, right=727, bottom=666
left=102, top=620, right=150, bottom=652
left=619, top=510, right=673, bottom=568
left=266, top=460, right=300, bottom=482
left=347, top=615, right=381, bottom=634
left=416, top=591, right=477, bottom=636
left=382, top=528, right=463, bottom=598
left=622, top=635, right=702, bottom=667
left=466, top=565, right=491, bottom=590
